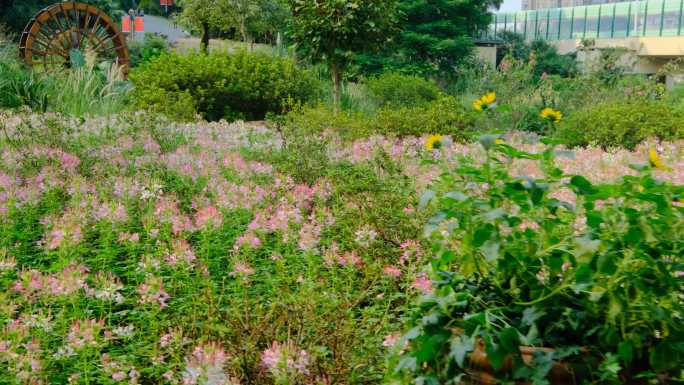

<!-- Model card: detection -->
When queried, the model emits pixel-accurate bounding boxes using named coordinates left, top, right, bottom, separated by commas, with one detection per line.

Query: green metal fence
left=486, top=0, right=684, bottom=40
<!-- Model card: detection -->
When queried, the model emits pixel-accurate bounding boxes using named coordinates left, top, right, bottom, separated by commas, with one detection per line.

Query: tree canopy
left=0, top=0, right=115, bottom=35
left=288, top=0, right=400, bottom=109
left=356, top=0, right=502, bottom=77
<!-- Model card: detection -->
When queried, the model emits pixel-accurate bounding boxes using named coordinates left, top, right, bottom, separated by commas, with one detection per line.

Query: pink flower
left=182, top=343, right=230, bottom=385
left=137, top=276, right=170, bottom=308
left=230, top=261, right=255, bottom=277
left=411, top=273, right=433, bottom=294
left=261, top=341, right=310, bottom=378
left=59, top=151, right=80, bottom=172
left=383, top=266, right=402, bottom=278
left=112, top=371, right=126, bottom=381
left=382, top=333, right=400, bottom=348
left=194, top=205, right=221, bottom=229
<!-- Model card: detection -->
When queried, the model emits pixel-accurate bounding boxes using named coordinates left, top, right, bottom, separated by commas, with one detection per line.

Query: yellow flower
left=649, top=148, right=667, bottom=170
left=472, top=99, right=483, bottom=111
left=482, top=92, right=496, bottom=105
left=425, top=134, right=444, bottom=151
left=540, top=107, right=562, bottom=123
left=473, top=92, right=497, bottom=111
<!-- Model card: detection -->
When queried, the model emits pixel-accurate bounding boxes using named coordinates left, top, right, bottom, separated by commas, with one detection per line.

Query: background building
left=522, top=0, right=625, bottom=10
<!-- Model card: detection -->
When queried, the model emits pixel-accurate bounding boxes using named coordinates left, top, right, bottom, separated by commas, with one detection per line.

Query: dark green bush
left=129, top=50, right=319, bottom=121
left=364, top=72, right=442, bottom=107
left=497, top=32, right=577, bottom=78
left=555, top=100, right=684, bottom=149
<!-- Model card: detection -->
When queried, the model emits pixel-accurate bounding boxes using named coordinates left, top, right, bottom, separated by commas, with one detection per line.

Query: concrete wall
left=475, top=45, right=498, bottom=69
left=479, top=36, right=684, bottom=88
left=549, top=36, right=684, bottom=75
left=551, top=37, right=684, bottom=88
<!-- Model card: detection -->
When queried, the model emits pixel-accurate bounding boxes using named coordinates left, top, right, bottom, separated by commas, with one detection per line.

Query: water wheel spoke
left=20, top=2, right=129, bottom=76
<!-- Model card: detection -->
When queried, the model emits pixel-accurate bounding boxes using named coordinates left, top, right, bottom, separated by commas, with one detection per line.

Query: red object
left=160, top=0, right=173, bottom=5
left=121, top=16, right=130, bottom=33
left=134, top=16, right=144, bottom=32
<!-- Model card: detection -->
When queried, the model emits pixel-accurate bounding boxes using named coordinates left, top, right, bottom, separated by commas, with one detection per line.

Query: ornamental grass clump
left=391, top=137, right=683, bottom=384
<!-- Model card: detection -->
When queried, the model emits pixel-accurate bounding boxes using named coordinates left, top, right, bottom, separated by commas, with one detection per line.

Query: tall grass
left=45, top=51, right=132, bottom=116
left=0, top=43, right=48, bottom=111
left=0, top=43, right=131, bottom=117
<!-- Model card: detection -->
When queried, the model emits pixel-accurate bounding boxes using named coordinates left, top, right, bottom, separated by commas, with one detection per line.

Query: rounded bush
left=364, top=72, right=441, bottom=108
left=555, top=100, right=684, bottom=149
left=372, top=96, right=475, bottom=141
left=129, top=50, right=319, bottom=121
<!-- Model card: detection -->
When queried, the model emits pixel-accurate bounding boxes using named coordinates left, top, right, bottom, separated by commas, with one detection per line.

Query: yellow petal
left=649, top=148, right=667, bottom=170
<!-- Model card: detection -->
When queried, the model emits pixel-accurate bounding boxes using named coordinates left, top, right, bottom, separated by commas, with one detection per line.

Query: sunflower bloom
left=473, top=92, right=497, bottom=111
left=425, top=134, right=444, bottom=151
left=649, top=148, right=667, bottom=170
left=472, top=99, right=483, bottom=111
left=540, top=107, right=562, bottom=123
left=482, top=92, right=496, bottom=105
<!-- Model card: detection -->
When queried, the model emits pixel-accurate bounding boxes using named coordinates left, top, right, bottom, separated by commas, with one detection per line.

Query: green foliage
left=391, top=139, right=684, bottom=384
left=364, top=72, right=441, bottom=108
left=281, top=96, right=475, bottom=141
left=129, top=50, right=319, bottom=121
left=555, top=100, right=684, bottom=149
left=372, top=96, right=475, bottom=140
left=0, top=111, right=424, bottom=384
left=128, top=33, right=171, bottom=68
left=0, top=45, right=48, bottom=111
left=497, top=32, right=577, bottom=78
left=356, top=0, right=501, bottom=77
left=0, top=44, right=129, bottom=116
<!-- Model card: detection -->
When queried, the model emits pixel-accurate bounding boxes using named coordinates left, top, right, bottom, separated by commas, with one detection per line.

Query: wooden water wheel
left=19, top=2, right=129, bottom=76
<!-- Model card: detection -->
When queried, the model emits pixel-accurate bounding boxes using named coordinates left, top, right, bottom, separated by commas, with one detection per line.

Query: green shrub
left=128, top=33, right=170, bottom=68
left=555, top=100, right=684, bottom=149
left=371, top=96, right=475, bottom=140
left=281, top=96, right=475, bottom=141
left=391, top=140, right=684, bottom=384
left=129, top=50, right=319, bottom=121
left=279, top=103, right=373, bottom=141
left=364, top=72, right=442, bottom=107
left=496, top=32, right=577, bottom=78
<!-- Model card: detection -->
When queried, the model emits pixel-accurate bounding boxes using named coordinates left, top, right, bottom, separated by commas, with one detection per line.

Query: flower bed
left=0, top=112, right=682, bottom=384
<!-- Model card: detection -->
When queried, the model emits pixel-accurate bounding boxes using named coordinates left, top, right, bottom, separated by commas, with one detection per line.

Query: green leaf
left=419, top=189, right=436, bottom=207
left=649, top=342, right=680, bottom=371
left=570, top=175, right=597, bottom=195
left=618, top=340, right=634, bottom=364
left=449, top=334, right=474, bottom=367
left=481, top=240, right=500, bottom=262
left=69, top=49, right=86, bottom=68
left=498, top=327, right=521, bottom=354
left=521, top=307, right=545, bottom=327
left=395, top=356, right=417, bottom=372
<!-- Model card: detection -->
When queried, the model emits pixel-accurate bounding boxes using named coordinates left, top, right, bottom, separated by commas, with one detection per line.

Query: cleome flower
left=424, top=134, right=444, bottom=151
left=539, top=107, right=563, bottom=123
left=473, top=91, right=497, bottom=111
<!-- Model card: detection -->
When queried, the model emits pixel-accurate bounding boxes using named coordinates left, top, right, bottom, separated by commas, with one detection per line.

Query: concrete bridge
left=480, top=0, right=684, bottom=79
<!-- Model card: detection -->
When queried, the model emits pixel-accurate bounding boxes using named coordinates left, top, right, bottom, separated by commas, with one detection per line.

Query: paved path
left=131, top=14, right=189, bottom=43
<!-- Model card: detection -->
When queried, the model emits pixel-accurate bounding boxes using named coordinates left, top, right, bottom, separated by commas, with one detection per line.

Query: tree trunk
left=239, top=18, right=252, bottom=50
left=201, top=21, right=210, bottom=53
left=331, top=63, right=342, bottom=113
